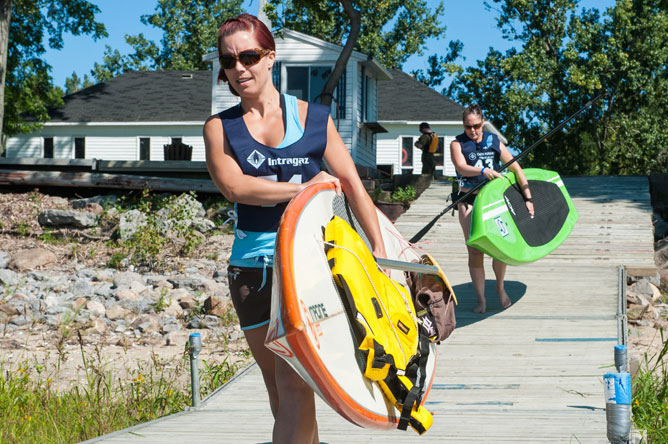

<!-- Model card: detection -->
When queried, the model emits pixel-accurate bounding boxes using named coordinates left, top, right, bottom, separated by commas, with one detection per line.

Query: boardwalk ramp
left=85, top=176, right=655, bottom=444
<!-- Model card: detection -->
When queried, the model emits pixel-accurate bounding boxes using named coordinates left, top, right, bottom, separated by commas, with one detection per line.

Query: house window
left=401, top=137, right=413, bottom=168
left=43, top=137, right=54, bottom=158
left=139, top=137, right=150, bottom=160
left=74, top=137, right=85, bottom=159
left=285, top=66, right=345, bottom=117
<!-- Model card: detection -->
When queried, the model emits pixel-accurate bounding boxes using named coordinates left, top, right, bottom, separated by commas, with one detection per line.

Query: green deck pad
left=466, top=168, right=578, bottom=265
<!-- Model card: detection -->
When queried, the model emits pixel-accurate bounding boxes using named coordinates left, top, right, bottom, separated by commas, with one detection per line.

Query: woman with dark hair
left=204, top=13, right=387, bottom=443
left=450, top=104, right=534, bottom=314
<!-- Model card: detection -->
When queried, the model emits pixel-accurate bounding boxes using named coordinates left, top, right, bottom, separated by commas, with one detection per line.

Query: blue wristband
left=481, top=167, right=485, bottom=175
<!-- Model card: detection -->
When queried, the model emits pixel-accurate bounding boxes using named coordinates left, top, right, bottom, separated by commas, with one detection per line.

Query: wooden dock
left=83, top=176, right=655, bottom=444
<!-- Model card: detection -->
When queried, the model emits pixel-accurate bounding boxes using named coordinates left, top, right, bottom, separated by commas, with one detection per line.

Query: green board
left=467, top=168, right=578, bottom=265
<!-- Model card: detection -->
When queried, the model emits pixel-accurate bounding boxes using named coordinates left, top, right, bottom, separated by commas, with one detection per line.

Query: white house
left=5, top=30, right=391, bottom=176
left=4, top=71, right=212, bottom=161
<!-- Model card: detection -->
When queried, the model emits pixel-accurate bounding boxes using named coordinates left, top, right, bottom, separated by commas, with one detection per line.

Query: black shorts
left=227, top=265, right=273, bottom=330
left=454, top=191, right=478, bottom=208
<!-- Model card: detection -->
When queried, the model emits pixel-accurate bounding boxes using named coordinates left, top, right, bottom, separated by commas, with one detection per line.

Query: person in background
left=450, top=104, right=534, bottom=313
left=203, top=13, right=387, bottom=444
left=415, top=121, right=437, bottom=177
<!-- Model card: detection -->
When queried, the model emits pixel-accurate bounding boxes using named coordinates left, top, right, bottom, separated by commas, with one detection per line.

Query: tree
left=411, top=40, right=464, bottom=89
left=91, top=0, right=244, bottom=82
left=448, top=0, right=668, bottom=175
left=265, top=0, right=447, bottom=106
left=64, top=71, right=94, bottom=94
left=0, top=0, right=106, bottom=140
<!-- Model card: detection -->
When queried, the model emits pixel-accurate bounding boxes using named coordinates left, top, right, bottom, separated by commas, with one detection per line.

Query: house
left=4, top=70, right=211, bottom=161
left=5, top=30, right=391, bottom=177
left=376, top=69, right=507, bottom=177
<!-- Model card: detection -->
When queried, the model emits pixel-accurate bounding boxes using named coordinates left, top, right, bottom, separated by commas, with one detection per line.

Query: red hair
left=217, top=14, right=275, bottom=95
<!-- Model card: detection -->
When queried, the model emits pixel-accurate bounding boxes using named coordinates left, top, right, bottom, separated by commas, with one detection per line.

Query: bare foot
left=498, top=289, right=511, bottom=309
left=473, top=299, right=486, bottom=314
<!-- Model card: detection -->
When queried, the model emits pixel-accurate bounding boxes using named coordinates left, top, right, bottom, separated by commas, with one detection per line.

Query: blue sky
left=42, top=0, right=614, bottom=89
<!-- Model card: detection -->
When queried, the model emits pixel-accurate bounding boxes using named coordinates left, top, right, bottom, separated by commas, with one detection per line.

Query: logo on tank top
left=468, top=152, right=477, bottom=161
left=247, top=150, right=266, bottom=169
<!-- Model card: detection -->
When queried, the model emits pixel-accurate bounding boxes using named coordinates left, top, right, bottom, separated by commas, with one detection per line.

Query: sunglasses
left=464, top=122, right=483, bottom=130
left=219, top=48, right=272, bottom=70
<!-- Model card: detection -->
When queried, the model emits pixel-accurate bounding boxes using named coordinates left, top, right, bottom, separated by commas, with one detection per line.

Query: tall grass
left=632, top=328, right=668, bottom=443
left=0, top=337, right=244, bottom=444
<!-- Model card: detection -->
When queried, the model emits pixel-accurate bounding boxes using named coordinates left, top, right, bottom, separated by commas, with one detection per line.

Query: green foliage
left=4, top=0, right=107, bottom=136
left=15, top=221, right=30, bottom=237
left=91, top=0, right=244, bottom=82
left=447, top=0, right=668, bottom=176
left=267, top=0, right=447, bottom=69
left=632, top=329, right=668, bottom=442
left=390, top=185, right=417, bottom=204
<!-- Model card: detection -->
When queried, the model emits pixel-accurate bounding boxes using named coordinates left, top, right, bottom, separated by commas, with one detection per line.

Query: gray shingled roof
left=47, top=70, right=211, bottom=123
left=377, top=69, right=463, bottom=122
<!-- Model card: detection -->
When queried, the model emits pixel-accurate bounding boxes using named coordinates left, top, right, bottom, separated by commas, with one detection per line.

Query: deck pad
left=467, top=168, right=578, bottom=265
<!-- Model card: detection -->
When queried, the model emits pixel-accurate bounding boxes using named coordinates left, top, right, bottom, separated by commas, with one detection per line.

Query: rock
left=119, top=209, right=147, bottom=241
left=0, top=251, right=9, bottom=269
left=86, top=300, right=106, bottom=318
left=71, top=195, right=117, bottom=209
left=9, top=248, right=57, bottom=271
left=84, top=202, right=104, bottom=214
left=629, top=279, right=662, bottom=302
left=0, top=303, right=19, bottom=316
left=193, top=217, right=215, bottom=233
left=10, top=316, right=30, bottom=326
left=131, top=314, right=161, bottom=333
left=177, top=293, right=197, bottom=310
left=170, top=276, right=225, bottom=296
left=204, top=295, right=230, bottom=318
left=106, top=305, right=131, bottom=320
left=72, top=280, right=94, bottom=298
left=85, top=318, right=108, bottom=335
left=212, top=269, right=227, bottom=283
left=163, top=299, right=183, bottom=317
left=38, top=209, right=99, bottom=228
left=113, top=271, right=145, bottom=289
left=0, top=268, right=20, bottom=286
left=202, top=315, right=221, bottom=329
left=628, top=305, right=649, bottom=320
left=660, top=268, right=668, bottom=289
left=115, top=288, right=140, bottom=301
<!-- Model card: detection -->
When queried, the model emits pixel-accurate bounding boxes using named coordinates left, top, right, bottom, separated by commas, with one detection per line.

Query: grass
left=0, top=336, right=245, bottom=444
left=632, top=328, right=668, bottom=443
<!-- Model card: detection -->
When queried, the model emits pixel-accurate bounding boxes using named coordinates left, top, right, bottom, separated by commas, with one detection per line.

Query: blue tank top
left=456, top=131, right=501, bottom=189
left=219, top=95, right=329, bottom=266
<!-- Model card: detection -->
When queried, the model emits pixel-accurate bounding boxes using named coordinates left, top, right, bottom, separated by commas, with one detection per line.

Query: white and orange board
left=264, top=182, right=437, bottom=429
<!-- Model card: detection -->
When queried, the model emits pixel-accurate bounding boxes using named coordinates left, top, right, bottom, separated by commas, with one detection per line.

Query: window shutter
left=336, top=71, right=346, bottom=119
left=272, top=61, right=282, bottom=91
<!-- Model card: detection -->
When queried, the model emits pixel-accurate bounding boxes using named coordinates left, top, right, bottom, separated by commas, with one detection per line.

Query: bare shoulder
left=203, top=114, right=223, bottom=136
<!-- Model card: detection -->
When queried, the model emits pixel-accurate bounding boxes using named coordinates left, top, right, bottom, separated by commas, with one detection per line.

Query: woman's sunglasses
left=219, top=48, right=272, bottom=70
left=464, top=122, right=483, bottom=130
